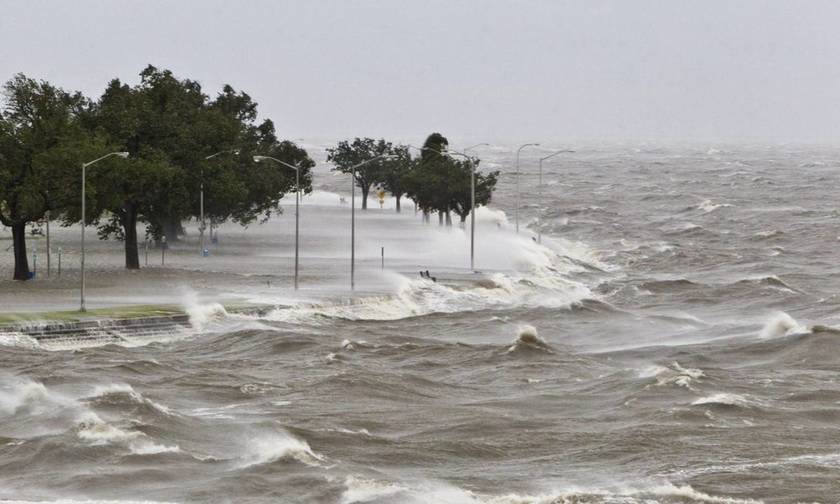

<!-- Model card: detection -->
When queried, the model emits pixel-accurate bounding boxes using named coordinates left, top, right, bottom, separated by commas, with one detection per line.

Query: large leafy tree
left=326, top=137, right=393, bottom=210
left=0, top=74, right=92, bottom=280
left=403, top=132, right=457, bottom=224
left=86, top=66, right=313, bottom=268
left=448, top=158, right=500, bottom=223
left=402, top=132, right=498, bottom=226
left=378, top=144, right=414, bottom=212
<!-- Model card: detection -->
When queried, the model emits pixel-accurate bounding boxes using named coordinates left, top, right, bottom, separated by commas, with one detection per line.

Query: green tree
left=0, top=74, right=91, bottom=280
left=379, top=144, right=414, bottom=212
left=86, top=66, right=314, bottom=268
left=448, top=158, right=499, bottom=223
left=327, top=137, right=392, bottom=210
left=403, top=132, right=457, bottom=224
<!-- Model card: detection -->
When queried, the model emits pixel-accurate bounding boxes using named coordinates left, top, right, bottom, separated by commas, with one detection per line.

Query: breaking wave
left=338, top=476, right=764, bottom=504
left=237, top=430, right=324, bottom=468
left=506, top=325, right=553, bottom=354
left=640, top=362, right=704, bottom=389
left=759, top=312, right=806, bottom=339
left=263, top=269, right=592, bottom=324
left=697, top=199, right=734, bottom=213
left=691, top=393, right=764, bottom=409
left=0, top=375, right=180, bottom=456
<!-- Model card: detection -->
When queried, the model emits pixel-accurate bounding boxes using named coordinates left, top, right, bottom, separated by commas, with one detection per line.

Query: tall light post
left=537, top=150, right=574, bottom=244
left=408, top=144, right=479, bottom=270
left=80, top=151, right=129, bottom=312
left=201, top=150, right=239, bottom=255
left=462, top=143, right=489, bottom=271
left=515, top=143, right=540, bottom=233
left=253, top=155, right=302, bottom=290
left=345, top=154, right=395, bottom=290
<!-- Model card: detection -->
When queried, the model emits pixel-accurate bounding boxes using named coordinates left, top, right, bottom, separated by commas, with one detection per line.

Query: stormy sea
left=1, top=143, right=839, bottom=503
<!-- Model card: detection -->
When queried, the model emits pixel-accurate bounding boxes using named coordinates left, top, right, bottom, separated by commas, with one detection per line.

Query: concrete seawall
left=0, top=305, right=276, bottom=349
left=0, top=314, right=194, bottom=348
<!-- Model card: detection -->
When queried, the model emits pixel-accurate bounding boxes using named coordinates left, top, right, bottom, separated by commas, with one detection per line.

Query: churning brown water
left=1, top=143, right=839, bottom=503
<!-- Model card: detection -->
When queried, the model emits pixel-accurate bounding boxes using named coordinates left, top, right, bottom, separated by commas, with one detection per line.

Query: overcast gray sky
left=2, top=0, right=839, bottom=144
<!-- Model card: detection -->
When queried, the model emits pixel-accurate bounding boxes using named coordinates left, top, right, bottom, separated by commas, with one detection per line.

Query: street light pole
left=537, top=150, right=574, bottom=244
left=515, top=143, right=540, bottom=233
left=462, top=143, right=489, bottom=271
left=202, top=150, right=238, bottom=255
left=80, top=151, right=129, bottom=312
left=253, top=155, right=301, bottom=290
left=344, top=154, right=395, bottom=290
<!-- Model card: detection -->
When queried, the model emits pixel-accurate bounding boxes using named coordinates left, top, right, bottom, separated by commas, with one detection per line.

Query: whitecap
left=87, top=383, right=175, bottom=416
left=76, top=411, right=180, bottom=455
left=507, top=325, right=552, bottom=353
left=640, top=362, right=704, bottom=389
left=691, top=393, right=762, bottom=408
left=697, top=199, right=734, bottom=213
left=759, top=312, right=806, bottom=339
left=237, top=430, right=324, bottom=468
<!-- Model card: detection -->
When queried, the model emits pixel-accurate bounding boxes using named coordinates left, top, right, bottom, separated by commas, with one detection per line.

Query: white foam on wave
left=506, top=325, right=552, bottom=353
left=697, top=199, right=734, bottom=213
left=691, top=393, right=762, bottom=408
left=238, top=430, right=324, bottom=468
left=338, top=476, right=763, bottom=504
left=248, top=210, right=605, bottom=324
left=1, top=374, right=180, bottom=456
left=0, top=377, right=57, bottom=416
left=341, top=475, right=406, bottom=504
left=265, top=267, right=592, bottom=324
left=76, top=411, right=180, bottom=455
left=180, top=288, right=228, bottom=330
left=87, top=383, right=175, bottom=416
left=641, top=362, right=704, bottom=389
left=758, top=312, right=806, bottom=339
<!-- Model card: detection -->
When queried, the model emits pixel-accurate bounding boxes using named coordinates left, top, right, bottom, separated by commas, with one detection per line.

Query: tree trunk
left=460, top=213, right=467, bottom=223
left=361, top=184, right=370, bottom=210
left=395, top=194, right=401, bottom=213
left=161, top=218, right=183, bottom=243
left=438, top=211, right=444, bottom=226
left=445, top=210, right=452, bottom=227
left=11, top=221, right=30, bottom=281
left=422, top=210, right=429, bottom=223
left=123, top=204, right=140, bottom=270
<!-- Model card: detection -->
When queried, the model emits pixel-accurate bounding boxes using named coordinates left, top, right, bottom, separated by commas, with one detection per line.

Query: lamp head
left=253, top=155, right=267, bottom=162
left=116, top=152, right=129, bottom=159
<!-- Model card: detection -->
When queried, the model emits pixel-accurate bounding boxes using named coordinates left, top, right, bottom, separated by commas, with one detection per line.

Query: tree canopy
left=326, top=137, right=394, bottom=210
left=0, top=74, right=93, bottom=279
left=1, top=66, right=314, bottom=278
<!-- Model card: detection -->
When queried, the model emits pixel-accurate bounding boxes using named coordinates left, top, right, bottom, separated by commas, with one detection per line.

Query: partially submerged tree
left=379, top=144, right=414, bottom=212
left=403, top=132, right=456, bottom=224
left=449, top=158, right=499, bottom=223
left=403, top=132, right=498, bottom=226
left=327, top=137, right=392, bottom=210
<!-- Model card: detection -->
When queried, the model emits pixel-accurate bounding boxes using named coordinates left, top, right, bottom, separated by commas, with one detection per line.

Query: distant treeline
left=0, top=66, right=496, bottom=281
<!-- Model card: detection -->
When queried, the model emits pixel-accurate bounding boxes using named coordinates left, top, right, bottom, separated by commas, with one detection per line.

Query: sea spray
left=180, top=288, right=227, bottom=329
left=237, top=430, right=324, bottom=468
left=507, top=325, right=553, bottom=353
left=759, top=312, right=806, bottom=339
